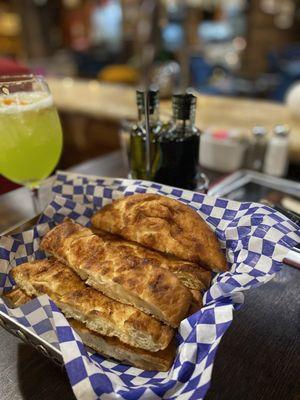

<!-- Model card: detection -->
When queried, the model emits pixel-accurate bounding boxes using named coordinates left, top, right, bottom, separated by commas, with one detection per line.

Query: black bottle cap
left=172, top=93, right=196, bottom=120
left=136, top=90, right=159, bottom=114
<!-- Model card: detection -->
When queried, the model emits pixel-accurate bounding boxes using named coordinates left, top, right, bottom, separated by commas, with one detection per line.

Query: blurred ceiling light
left=63, top=0, right=81, bottom=9
left=0, top=13, right=21, bottom=37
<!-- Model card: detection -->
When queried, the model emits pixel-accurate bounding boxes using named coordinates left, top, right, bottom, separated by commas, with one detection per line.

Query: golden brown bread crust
left=3, top=288, right=175, bottom=371
left=11, top=259, right=174, bottom=352
left=189, top=290, right=203, bottom=315
left=41, top=219, right=192, bottom=327
left=91, top=193, right=227, bottom=272
left=68, top=319, right=175, bottom=371
left=3, top=287, right=33, bottom=307
left=92, top=228, right=211, bottom=291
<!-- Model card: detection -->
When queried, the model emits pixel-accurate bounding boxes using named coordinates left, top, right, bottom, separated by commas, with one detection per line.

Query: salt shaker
left=245, top=126, right=267, bottom=171
left=263, top=125, right=290, bottom=177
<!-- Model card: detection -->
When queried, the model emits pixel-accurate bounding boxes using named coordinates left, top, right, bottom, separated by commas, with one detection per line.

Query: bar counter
left=48, top=77, right=300, bottom=163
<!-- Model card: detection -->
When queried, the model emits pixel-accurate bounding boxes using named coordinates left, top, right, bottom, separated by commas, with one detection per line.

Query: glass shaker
left=263, top=124, right=290, bottom=177
left=244, top=126, right=267, bottom=171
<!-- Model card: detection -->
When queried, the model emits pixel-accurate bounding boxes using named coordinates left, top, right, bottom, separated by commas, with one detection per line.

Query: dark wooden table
left=0, top=152, right=299, bottom=400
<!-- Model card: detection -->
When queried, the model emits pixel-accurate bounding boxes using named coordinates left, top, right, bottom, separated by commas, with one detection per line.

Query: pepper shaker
left=244, top=126, right=267, bottom=171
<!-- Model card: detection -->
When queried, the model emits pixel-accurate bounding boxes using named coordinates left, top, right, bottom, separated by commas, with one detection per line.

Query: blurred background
left=1, top=0, right=300, bottom=193
left=2, top=0, right=300, bottom=96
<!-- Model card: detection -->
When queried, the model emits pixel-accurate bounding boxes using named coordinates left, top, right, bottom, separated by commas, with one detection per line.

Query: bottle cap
left=252, top=126, right=267, bottom=137
left=136, top=90, right=159, bottom=114
left=273, top=124, right=289, bottom=137
left=172, top=93, right=197, bottom=120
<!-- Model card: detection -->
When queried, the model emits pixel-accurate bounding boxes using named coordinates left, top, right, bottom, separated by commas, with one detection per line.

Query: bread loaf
left=4, top=288, right=175, bottom=371
left=41, top=219, right=192, bottom=328
left=91, top=193, right=227, bottom=272
left=92, top=228, right=211, bottom=291
left=11, top=259, right=174, bottom=352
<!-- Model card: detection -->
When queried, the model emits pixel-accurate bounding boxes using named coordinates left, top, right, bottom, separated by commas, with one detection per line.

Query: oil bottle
left=129, top=90, right=162, bottom=180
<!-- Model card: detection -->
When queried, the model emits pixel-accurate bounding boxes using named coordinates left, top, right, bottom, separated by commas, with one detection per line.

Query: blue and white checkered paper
left=0, top=171, right=299, bottom=400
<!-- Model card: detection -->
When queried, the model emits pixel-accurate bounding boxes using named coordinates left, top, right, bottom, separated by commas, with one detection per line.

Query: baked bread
left=189, top=290, right=203, bottom=315
left=70, top=319, right=175, bottom=371
left=4, top=285, right=202, bottom=324
left=4, top=288, right=175, bottom=371
left=92, top=228, right=211, bottom=291
left=41, top=219, right=192, bottom=328
left=91, top=193, right=227, bottom=272
left=3, top=287, right=32, bottom=308
left=11, top=259, right=174, bottom=352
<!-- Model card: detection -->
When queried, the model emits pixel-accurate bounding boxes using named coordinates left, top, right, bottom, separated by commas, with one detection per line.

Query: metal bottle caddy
left=143, top=91, right=152, bottom=179
left=137, top=0, right=160, bottom=179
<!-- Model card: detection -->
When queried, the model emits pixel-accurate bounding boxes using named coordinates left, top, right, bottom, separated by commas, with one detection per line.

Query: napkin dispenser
left=200, top=129, right=246, bottom=173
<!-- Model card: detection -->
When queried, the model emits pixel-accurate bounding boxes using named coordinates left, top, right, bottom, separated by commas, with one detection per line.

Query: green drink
left=0, top=91, right=62, bottom=187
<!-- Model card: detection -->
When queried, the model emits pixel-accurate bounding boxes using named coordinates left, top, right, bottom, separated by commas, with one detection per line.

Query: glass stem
left=30, top=187, right=40, bottom=214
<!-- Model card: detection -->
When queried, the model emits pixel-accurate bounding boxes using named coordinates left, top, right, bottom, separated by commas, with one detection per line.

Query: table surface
left=0, top=152, right=299, bottom=400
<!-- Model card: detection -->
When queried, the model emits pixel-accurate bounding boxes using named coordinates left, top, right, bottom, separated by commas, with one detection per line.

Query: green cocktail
left=0, top=91, right=62, bottom=187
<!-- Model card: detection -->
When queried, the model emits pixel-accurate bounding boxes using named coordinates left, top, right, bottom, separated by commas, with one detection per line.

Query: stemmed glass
left=0, top=75, right=63, bottom=212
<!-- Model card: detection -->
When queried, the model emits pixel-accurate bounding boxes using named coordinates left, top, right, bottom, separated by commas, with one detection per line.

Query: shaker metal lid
left=252, top=126, right=267, bottom=137
left=273, top=124, right=290, bottom=137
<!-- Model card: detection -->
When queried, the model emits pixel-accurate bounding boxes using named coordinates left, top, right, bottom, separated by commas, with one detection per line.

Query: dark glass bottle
left=154, top=94, right=200, bottom=190
left=129, top=90, right=162, bottom=180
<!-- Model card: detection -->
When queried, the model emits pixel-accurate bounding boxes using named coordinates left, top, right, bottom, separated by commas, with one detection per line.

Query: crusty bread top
left=3, top=287, right=32, bottom=307
left=41, top=219, right=91, bottom=262
left=41, top=219, right=192, bottom=327
left=93, top=228, right=211, bottom=291
left=11, top=259, right=174, bottom=351
left=91, top=193, right=227, bottom=272
left=189, top=290, right=203, bottom=316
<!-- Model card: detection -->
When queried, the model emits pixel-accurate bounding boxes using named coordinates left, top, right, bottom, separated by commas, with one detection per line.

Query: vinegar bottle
left=154, top=93, right=200, bottom=190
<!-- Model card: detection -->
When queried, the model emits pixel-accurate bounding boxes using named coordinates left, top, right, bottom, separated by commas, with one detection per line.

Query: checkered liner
left=0, top=172, right=299, bottom=400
